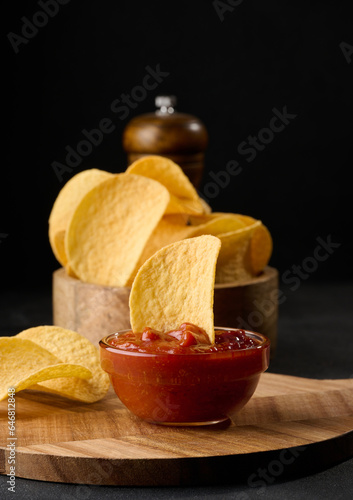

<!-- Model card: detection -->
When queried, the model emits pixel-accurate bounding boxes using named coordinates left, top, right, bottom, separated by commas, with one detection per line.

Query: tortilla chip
left=198, top=213, right=273, bottom=277
left=0, top=337, right=92, bottom=401
left=216, top=221, right=262, bottom=283
left=127, top=214, right=195, bottom=284
left=17, top=326, right=110, bottom=403
left=129, top=235, right=221, bottom=343
left=188, top=214, right=247, bottom=237
left=126, top=155, right=205, bottom=215
left=65, top=173, right=170, bottom=287
left=49, top=169, right=114, bottom=266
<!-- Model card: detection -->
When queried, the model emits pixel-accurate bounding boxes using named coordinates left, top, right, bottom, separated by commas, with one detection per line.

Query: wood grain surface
left=1, top=373, right=352, bottom=485
left=52, top=266, right=278, bottom=353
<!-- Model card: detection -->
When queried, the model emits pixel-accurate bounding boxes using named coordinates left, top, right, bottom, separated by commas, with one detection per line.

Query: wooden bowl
left=52, top=266, right=278, bottom=355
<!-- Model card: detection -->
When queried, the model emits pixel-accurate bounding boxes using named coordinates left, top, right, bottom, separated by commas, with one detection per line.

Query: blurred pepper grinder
left=122, top=96, right=208, bottom=188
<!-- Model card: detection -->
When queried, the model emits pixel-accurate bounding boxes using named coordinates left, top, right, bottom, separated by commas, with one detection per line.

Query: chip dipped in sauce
left=100, top=235, right=270, bottom=425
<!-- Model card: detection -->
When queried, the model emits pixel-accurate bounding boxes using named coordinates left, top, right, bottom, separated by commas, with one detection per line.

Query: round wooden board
left=1, top=373, right=352, bottom=485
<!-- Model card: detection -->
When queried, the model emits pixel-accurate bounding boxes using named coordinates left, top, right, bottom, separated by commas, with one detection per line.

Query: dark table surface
left=1, top=280, right=353, bottom=499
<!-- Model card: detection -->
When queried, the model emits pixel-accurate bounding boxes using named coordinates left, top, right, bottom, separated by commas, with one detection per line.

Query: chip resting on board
left=65, top=173, right=170, bottom=287
left=0, top=337, right=92, bottom=401
left=16, top=326, right=110, bottom=403
left=129, top=235, right=221, bottom=343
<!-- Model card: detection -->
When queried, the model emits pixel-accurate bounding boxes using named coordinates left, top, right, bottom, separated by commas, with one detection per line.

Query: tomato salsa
left=107, top=323, right=261, bottom=354
left=100, top=324, right=270, bottom=425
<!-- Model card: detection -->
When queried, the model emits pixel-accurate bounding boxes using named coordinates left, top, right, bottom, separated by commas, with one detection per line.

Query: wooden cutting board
left=1, top=373, right=352, bottom=486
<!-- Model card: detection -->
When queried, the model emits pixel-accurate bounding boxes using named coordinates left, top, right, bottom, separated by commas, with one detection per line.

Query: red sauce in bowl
left=107, top=322, right=260, bottom=353
left=100, top=324, right=270, bottom=425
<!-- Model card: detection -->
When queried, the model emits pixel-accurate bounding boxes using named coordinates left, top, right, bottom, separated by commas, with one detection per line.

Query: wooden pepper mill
left=122, top=96, right=208, bottom=187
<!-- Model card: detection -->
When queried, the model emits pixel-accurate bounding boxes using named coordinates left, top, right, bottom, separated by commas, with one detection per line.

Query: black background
left=2, top=0, right=352, bottom=292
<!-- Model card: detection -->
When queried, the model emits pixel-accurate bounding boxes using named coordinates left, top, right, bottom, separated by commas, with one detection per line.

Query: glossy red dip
left=99, top=324, right=270, bottom=425
left=107, top=323, right=261, bottom=354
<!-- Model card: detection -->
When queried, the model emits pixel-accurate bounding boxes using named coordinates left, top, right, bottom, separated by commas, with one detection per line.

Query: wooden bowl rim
left=54, top=266, right=278, bottom=292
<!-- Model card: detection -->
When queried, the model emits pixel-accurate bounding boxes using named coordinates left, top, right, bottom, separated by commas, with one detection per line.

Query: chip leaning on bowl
left=48, top=155, right=273, bottom=287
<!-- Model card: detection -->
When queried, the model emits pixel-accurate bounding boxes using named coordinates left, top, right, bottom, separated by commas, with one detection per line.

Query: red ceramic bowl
left=99, top=328, right=270, bottom=426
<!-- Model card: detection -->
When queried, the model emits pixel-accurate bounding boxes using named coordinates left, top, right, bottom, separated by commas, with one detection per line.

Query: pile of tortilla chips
left=48, top=155, right=272, bottom=287
left=0, top=326, right=110, bottom=402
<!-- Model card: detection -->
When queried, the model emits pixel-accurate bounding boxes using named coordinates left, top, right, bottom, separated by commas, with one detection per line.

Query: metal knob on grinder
left=122, top=96, right=208, bottom=187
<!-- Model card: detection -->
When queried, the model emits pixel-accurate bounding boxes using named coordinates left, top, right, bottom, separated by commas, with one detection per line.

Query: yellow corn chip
left=126, top=155, right=205, bottom=215
left=17, top=326, right=110, bottom=403
left=49, top=169, right=114, bottom=266
left=197, top=213, right=273, bottom=277
left=187, top=213, right=218, bottom=225
left=129, top=235, right=221, bottom=343
left=248, top=222, right=273, bottom=275
left=166, top=194, right=206, bottom=215
left=199, top=198, right=212, bottom=214
left=128, top=215, right=251, bottom=285
left=188, top=214, right=247, bottom=237
left=233, top=215, right=273, bottom=274
left=216, top=221, right=262, bottom=283
left=0, top=337, right=92, bottom=401
left=127, top=214, right=195, bottom=284
left=65, top=173, right=170, bottom=287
